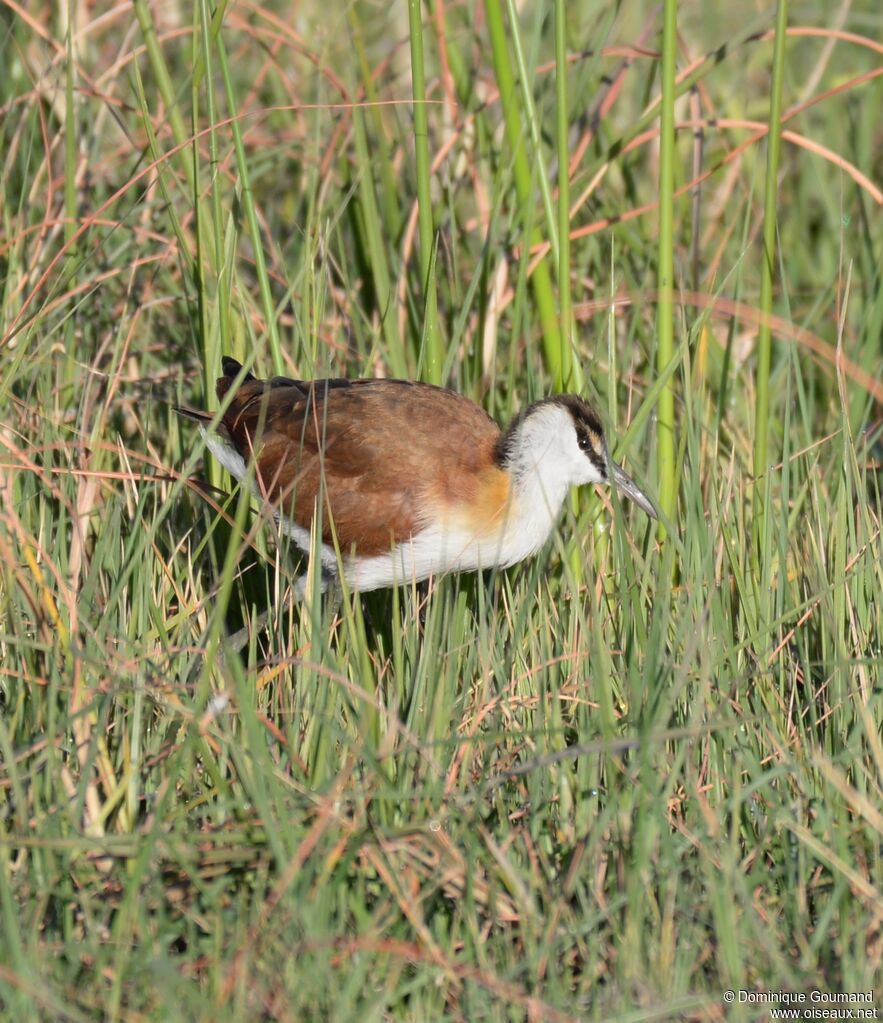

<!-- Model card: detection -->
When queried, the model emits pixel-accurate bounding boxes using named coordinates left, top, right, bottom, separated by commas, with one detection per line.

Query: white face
left=517, top=403, right=607, bottom=488
left=503, top=399, right=658, bottom=519
left=564, top=414, right=609, bottom=486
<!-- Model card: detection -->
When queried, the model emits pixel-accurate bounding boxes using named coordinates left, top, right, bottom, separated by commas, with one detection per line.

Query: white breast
left=338, top=484, right=567, bottom=592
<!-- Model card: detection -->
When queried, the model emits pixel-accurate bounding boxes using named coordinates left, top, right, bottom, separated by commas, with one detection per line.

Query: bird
left=177, top=357, right=657, bottom=595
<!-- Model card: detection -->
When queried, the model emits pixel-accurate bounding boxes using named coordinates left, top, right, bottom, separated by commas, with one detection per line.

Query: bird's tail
left=173, top=406, right=213, bottom=424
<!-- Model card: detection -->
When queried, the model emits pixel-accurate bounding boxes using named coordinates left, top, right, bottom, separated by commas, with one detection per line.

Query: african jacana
left=178, top=357, right=657, bottom=594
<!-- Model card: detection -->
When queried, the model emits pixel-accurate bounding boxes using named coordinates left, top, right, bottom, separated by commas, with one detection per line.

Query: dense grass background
left=2, top=1, right=882, bottom=1019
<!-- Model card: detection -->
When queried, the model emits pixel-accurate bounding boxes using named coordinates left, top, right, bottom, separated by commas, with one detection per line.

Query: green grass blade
left=752, top=0, right=789, bottom=568
left=407, top=0, right=442, bottom=383
left=485, top=0, right=568, bottom=389
left=655, top=0, right=678, bottom=542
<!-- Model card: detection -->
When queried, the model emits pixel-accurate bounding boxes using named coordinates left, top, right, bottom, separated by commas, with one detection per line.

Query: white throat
left=508, top=439, right=571, bottom=532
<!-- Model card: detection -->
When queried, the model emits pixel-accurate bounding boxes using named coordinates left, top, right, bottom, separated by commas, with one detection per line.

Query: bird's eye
left=578, top=433, right=590, bottom=451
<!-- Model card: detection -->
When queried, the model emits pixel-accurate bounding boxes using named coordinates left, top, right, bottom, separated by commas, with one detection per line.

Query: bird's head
left=496, top=395, right=658, bottom=519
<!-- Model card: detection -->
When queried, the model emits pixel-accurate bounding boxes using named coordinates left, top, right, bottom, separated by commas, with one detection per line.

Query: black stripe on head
left=494, top=394, right=609, bottom=477
left=551, top=395, right=608, bottom=479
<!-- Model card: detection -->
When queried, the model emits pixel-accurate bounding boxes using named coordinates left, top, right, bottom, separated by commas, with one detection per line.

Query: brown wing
left=216, top=361, right=503, bottom=556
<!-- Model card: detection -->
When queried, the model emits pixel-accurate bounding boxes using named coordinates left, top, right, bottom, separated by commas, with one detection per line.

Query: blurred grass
left=1, top=1, right=882, bottom=1020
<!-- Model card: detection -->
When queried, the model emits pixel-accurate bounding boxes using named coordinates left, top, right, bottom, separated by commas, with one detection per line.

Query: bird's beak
left=609, top=461, right=658, bottom=519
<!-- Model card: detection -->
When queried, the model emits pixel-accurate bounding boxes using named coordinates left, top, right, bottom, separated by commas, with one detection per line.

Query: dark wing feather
left=215, top=364, right=501, bottom=556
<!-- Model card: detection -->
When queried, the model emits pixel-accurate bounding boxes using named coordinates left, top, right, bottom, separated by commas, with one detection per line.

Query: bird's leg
left=359, top=595, right=375, bottom=633
left=224, top=608, right=271, bottom=653
left=415, top=579, right=431, bottom=632
left=292, top=566, right=332, bottom=601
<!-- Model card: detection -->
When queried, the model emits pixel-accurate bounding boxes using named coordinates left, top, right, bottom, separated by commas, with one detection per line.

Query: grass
left=1, top=1, right=882, bottom=1020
